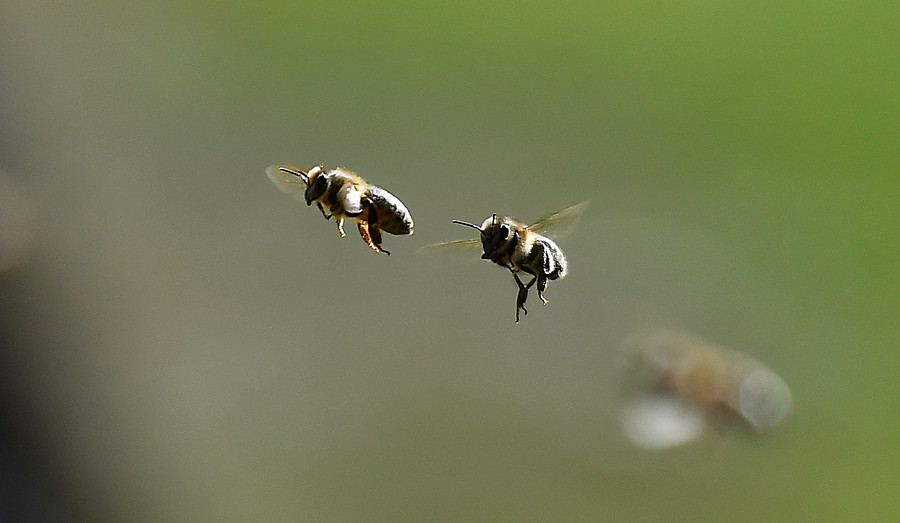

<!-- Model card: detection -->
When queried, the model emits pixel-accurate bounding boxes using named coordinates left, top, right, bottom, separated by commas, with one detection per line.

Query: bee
left=266, top=164, right=413, bottom=255
left=622, top=330, right=792, bottom=431
left=619, top=330, right=792, bottom=449
left=429, top=201, right=588, bottom=323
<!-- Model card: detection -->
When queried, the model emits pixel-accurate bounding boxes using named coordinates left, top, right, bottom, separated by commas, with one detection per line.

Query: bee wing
left=418, top=237, right=481, bottom=254
left=266, top=164, right=309, bottom=201
left=527, top=200, right=590, bottom=238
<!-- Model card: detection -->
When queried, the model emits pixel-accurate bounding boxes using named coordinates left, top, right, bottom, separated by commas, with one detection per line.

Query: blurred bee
left=428, top=201, right=588, bottom=323
left=620, top=330, right=792, bottom=449
left=266, top=164, right=413, bottom=255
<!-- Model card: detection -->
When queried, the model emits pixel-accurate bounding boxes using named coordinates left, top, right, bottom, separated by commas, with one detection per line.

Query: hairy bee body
left=366, top=185, right=415, bottom=235
left=479, top=216, right=568, bottom=281
left=266, top=164, right=413, bottom=254
left=450, top=205, right=583, bottom=323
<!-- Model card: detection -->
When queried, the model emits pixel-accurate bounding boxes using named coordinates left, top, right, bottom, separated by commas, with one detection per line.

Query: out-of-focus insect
left=266, top=164, right=413, bottom=255
left=619, top=330, right=792, bottom=449
left=427, top=201, right=588, bottom=323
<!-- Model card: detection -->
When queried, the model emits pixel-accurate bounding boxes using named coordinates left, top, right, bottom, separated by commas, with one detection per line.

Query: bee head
left=478, top=214, right=514, bottom=259
left=303, top=165, right=329, bottom=206
left=451, top=214, right=513, bottom=259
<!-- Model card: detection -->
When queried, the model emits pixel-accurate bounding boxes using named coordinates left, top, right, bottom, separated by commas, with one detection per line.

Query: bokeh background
left=2, top=1, right=898, bottom=521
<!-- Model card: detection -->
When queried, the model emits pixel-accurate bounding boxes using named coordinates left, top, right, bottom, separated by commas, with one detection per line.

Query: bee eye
left=304, top=173, right=330, bottom=205
left=499, top=225, right=509, bottom=239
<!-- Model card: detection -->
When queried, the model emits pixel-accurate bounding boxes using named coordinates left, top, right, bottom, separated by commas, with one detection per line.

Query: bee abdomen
left=367, top=186, right=414, bottom=235
left=539, top=237, right=567, bottom=280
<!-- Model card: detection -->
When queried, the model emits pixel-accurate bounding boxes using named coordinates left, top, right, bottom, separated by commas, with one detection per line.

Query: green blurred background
left=1, top=1, right=898, bottom=520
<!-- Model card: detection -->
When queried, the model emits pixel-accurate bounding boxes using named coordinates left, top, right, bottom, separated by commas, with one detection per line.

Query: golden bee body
left=266, top=164, right=413, bottom=254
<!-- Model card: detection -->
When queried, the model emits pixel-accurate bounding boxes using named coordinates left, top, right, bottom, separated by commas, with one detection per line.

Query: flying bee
left=266, top=164, right=413, bottom=255
left=428, top=201, right=588, bottom=323
left=619, top=330, right=792, bottom=449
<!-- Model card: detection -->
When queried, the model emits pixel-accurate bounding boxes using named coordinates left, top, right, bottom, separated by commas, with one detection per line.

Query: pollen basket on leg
left=356, top=220, right=388, bottom=254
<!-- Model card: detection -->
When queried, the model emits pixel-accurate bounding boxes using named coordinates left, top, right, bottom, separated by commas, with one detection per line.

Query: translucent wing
left=527, top=200, right=589, bottom=238
left=421, top=201, right=589, bottom=254
left=266, top=164, right=309, bottom=201
left=418, top=237, right=481, bottom=253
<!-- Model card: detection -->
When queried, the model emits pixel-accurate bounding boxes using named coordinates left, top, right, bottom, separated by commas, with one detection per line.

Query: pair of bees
left=266, top=164, right=587, bottom=323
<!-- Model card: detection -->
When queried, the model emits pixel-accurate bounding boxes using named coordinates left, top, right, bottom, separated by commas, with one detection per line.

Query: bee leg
left=515, top=290, right=526, bottom=323
left=369, top=225, right=388, bottom=255
left=357, top=220, right=390, bottom=255
left=536, top=272, right=549, bottom=305
left=336, top=217, right=346, bottom=237
left=513, top=273, right=536, bottom=323
left=316, top=202, right=332, bottom=220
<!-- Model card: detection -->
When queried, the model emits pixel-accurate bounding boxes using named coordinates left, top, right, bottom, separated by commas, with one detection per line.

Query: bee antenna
left=452, top=220, right=482, bottom=231
left=279, top=166, right=310, bottom=184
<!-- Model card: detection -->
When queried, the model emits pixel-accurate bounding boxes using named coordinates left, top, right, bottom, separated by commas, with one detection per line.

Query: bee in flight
left=266, top=164, right=413, bottom=255
left=428, top=201, right=588, bottom=323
